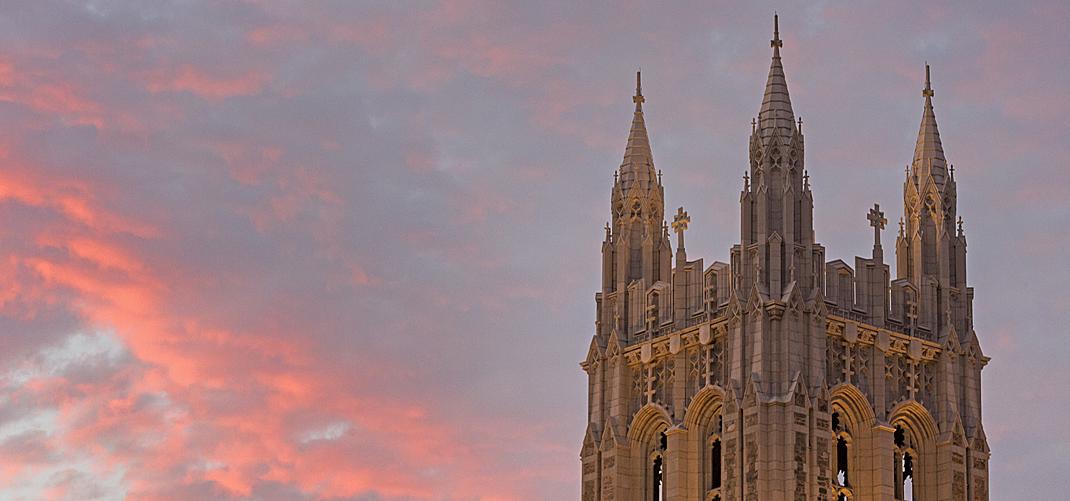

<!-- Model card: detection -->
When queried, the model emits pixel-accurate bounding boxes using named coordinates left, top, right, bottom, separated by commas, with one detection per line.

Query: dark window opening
left=903, top=452, right=914, bottom=501
left=711, top=438, right=722, bottom=489
left=836, top=436, right=849, bottom=487
left=831, top=411, right=841, bottom=432
left=659, top=431, right=667, bottom=451
left=652, top=455, right=664, bottom=501
left=894, top=425, right=906, bottom=448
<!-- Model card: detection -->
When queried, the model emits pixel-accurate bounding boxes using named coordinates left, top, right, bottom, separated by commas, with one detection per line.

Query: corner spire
left=757, top=13, right=796, bottom=143
left=912, top=63, right=947, bottom=186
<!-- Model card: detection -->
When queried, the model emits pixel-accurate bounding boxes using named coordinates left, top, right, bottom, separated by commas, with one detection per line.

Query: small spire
left=605, top=222, right=612, bottom=239
left=743, top=171, right=750, bottom=190
left=658, top=169, right=663, bottom=184
left=797, top=116, right=803, bottom=133
left=633, top=69, right=645, bottom=111
left=957, top=216, right=965, bottom=235
left=899, top=217, right=905, bottom=237
left=751, top=117, right=757, bottom=133
left=803, top=170, right=810, bottom=189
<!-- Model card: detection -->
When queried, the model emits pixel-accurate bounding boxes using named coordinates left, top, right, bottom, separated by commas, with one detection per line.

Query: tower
left=580, top=16, right=990, bottom=501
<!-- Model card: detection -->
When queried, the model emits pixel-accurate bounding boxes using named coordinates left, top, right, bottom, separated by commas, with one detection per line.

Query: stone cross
left=868, top=203, right=887, bottom=248
left=907, top=361, right=919, bottom=400
left=905, top=296, right=919, bottom=333
left=922, top=63, right=934, bottom=98
left=672, top=206, right=690, bottom=251
left=842, top=346, right=854, bottom=383
left=771, top=13, right=783, bottom=48
left=645, top=366, right=656, bottom=404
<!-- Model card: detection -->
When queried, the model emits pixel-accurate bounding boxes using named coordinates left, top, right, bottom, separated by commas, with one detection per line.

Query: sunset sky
left=0, top=1, right=1067, bottom=499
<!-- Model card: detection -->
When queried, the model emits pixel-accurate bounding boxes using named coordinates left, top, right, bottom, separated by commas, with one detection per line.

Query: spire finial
left=771, top=13, right=783, bottom=49
left=923, top=62, right=934, bottom=98
left=633, top=69, right=645, bottom=111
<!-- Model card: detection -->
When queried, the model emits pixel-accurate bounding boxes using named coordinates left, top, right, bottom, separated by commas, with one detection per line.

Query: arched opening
left=650, top=430, right=667, bottom=501
left=836, top=436, right=850, bottom=487
left=651, top=455, right=663, bottom=501
left=685, top=388, right=725, bottom=501
left=893, top=424, right=916, bottom=501
left=831, top=411, right=851, bottom=488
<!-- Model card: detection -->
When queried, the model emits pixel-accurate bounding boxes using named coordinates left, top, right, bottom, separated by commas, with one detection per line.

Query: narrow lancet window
left=836, top=436, right=850, bottom=486
left=710, top=438, right=722, bottom=489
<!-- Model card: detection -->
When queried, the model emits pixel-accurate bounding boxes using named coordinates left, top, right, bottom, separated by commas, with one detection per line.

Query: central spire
left=912, top=63, right=947, bottom=187
left=619, top=69, right=656, bottom=194
left=757, top=13, right=797, bottom=143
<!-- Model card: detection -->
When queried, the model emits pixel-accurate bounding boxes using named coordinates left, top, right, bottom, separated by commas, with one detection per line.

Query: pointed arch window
left=705, top=413, right=723, bottom=497
left=831, top=411, right=852, bottom=488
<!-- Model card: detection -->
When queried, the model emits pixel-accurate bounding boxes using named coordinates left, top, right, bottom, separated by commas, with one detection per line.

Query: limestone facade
left=580, top=16, right=990, bottom=501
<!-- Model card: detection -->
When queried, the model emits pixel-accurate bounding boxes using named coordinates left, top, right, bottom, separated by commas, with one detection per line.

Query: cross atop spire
left=633, top=69, right=645, bottom=111
left=923, top=62, right=934, bottom=98
left=771, top=12, right=783, bottom=49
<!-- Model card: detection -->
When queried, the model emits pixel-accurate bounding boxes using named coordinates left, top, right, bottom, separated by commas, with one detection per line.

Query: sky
left=0, top=1, right=1066, bottom=499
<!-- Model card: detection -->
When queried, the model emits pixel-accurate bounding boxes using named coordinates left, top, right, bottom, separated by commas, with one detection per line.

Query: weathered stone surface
left=580, top=15, right=990, bottom=501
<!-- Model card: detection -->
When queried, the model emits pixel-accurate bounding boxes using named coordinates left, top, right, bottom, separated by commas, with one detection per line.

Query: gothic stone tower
left=580, top=16, right=990, bottom=501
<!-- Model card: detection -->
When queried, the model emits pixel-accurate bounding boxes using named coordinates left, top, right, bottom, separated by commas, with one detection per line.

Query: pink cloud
left=145, top=65, right=267, bottom=100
